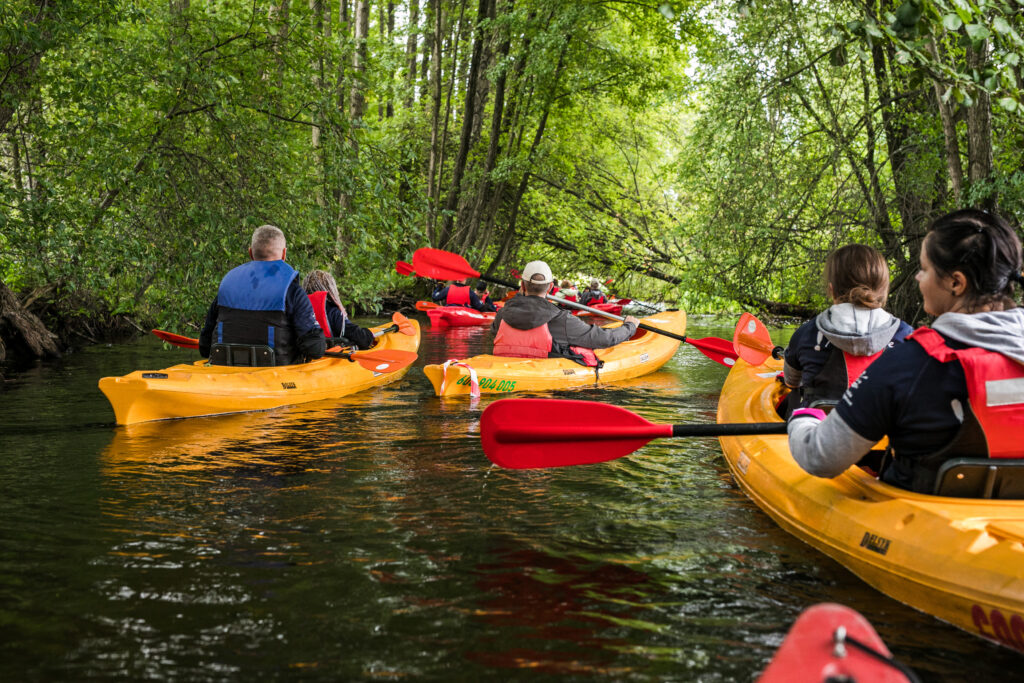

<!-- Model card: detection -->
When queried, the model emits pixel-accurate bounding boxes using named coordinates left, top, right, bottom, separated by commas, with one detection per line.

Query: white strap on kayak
left=440, top=359, right=480, bottom=398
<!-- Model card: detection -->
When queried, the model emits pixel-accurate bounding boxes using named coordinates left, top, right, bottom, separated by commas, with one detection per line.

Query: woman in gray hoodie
left=783, top=244, right=912, bottom=410
left=788, top=209, right=1024, bottom=493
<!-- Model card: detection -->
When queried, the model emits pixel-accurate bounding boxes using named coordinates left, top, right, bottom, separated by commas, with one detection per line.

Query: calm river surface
left=1, top=315, right=1020, bottom=681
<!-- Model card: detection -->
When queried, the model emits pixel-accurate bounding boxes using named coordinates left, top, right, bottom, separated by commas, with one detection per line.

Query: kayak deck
left=423, top=311, right=686, bottom=396
left=716, top=357, right=1024, bottom=653
left=99, top=319, right=421, bottom=425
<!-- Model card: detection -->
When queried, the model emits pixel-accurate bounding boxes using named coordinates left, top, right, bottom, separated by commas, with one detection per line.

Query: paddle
left=733, top=312, right=783, bottom=366
left=374, top=311, right=418, bottom=337
left=408, top=248, right=738, bottom=366
left=395, top=260, right=415, bottom=276
left=153, top=312, right=414, bottom=350
left=415, top=300, right=441, bottom=311
left=480, top=398, right=787, bottom=469
left=324, top=347, right=418, bottom=373
left=152, top=329, right=199, bottom=349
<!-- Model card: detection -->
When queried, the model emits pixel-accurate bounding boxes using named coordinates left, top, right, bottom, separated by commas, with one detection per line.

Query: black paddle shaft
left=475, top=273, right=689, bottom=341
left=671, top=422, right=788, bottom=437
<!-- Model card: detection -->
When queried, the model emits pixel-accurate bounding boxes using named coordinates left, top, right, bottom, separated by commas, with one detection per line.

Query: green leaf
left=965, top=23, right=990, bottom=41
left=998, top=97, right=1018, bottom=112
left=658, top=3, right=675, bottom=20
left=942, top=14, right=963, bottom=31
left=993, top=17, right=1011, bottom=34
left=865, top=22, right=884, bottom=39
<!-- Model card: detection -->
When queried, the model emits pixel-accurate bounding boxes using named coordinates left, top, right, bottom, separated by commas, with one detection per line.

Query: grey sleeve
left=783, top=359, right=802, bottom=388
left=787, top=411, right=877, bottom=478
left=551, top=311, right=636, bottom=349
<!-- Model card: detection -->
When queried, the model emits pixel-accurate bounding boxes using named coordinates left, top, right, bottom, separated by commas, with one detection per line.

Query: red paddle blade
left=391, top=312, right=416, bottom=335
left=395, top=260, right=415, bottom=276
left=604, top=278, right=614, bottom=285
left=412, top=247, right=480, bottom=281
left=509, top=267, right=520, bottom=279
left=480, top=399, right=671, bottom=469
left=152, top=329, right=199, bottom=349
left=614, top=298, right=632, bottom=305
left=349, top=349, right=418, bottom=373
left=687, top=336, right=739, bottom=367
left=415, top=300, right=440, bottom=311
left=734, top=313, right=774, bottom=366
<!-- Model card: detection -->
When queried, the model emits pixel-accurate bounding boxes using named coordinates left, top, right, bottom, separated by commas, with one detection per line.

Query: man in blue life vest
left=432, top=278, right=495, bottom=312
left=198, top=224, right=326, bottom=365
left=490, top=260, right=639, bottom=364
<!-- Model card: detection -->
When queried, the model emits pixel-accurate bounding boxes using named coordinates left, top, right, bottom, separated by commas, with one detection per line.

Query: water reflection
left=1, top=317, right=1020, bottom=680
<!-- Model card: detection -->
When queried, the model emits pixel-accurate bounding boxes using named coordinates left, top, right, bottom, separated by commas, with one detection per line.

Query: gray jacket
left=490, top=294, right=636, bottom=350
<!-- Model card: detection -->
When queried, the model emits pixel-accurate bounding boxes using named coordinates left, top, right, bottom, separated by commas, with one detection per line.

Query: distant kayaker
left=473, top=281, right=498, bottom=312
left=198, top=224, right=325, bottom=365
left=789, top=209, right=1024, bottom=493
left=432, top=279, right=493, bottom=312
left=578, top=280, right=607, bottom=307
left=555, top=280, right=579, bottom=302
left=302, top=269, right=374, bottom=349
left=782, top=244, right=913, bottom=411
left=491, top=261, right=639, bottom=366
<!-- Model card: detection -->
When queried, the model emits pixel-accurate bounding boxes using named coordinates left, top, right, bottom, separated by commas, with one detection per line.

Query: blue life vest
left=214, top=260, right=299, bottom=365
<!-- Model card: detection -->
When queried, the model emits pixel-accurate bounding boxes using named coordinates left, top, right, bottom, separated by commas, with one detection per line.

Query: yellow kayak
left=423, top=310, right=686, bottom=396
left=716, top=356, right=1024, bottom=652
left=99, top=319, right=421, bottom=425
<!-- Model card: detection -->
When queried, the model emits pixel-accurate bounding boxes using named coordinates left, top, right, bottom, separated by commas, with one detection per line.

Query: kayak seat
left=210, top=343, right=276, bottom=367
left=933, top=458, right=1024, bottom=499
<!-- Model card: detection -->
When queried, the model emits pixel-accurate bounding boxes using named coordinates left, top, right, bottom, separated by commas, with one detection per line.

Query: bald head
left=250, top=224, right=286, bottom=260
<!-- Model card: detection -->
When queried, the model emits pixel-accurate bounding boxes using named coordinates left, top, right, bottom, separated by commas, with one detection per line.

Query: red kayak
left=573, top=302, right=623, bottom=318
left=426, top=306, right=495, bottom=327
left=759, top=603, right=918, bottom=683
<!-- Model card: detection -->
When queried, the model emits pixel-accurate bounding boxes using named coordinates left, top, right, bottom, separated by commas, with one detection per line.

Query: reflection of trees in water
left=464, top=544, right=657, bottom=675
left=420, top=324, right=491, bottom=364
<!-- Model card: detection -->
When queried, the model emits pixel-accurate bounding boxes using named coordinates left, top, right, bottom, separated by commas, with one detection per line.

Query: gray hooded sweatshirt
left=788, top=307, right=1024, bottom=480
left=783, top=303, right=905, bottom=389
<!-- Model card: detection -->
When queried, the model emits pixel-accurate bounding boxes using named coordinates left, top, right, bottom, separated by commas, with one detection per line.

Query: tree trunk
left=424, top=0, right=441, bottom=242
left=438, top=0, right=492, bottom=248
left=0, top=279, right=61, bottom=361
left=929, top=38, right=963, bottom=203
left=405, top=0, right=419, bottom=106
left=966, top=42, right=994, bottom=209
left=337, top=0, right=369, bottom=258
left=459, top=3, right=511, bottom=254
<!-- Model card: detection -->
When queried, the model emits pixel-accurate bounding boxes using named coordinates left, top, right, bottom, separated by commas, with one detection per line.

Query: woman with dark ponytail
left=788, top=209, right=1024, bottom=493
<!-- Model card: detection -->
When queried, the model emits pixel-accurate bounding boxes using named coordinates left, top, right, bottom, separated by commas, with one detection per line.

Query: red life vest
left=550, top=285, right=559, bottom=295
left=587, top=292, right=606, bottom=305
left=308, top=291, right=332, bottom=338
left=477, top=291, right=489, bottom=304
left=493, top=320, right=552, bottom=358
left=446, top=285, right=471, bottom=307
left=563, top=294, right=578, bottom=303
left=912, top=327, right=1024, bottom=458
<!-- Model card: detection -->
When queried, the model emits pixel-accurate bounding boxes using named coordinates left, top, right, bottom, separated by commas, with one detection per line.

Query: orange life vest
left=493, top=320, right=552, bottom=358
left=912, top=327, right=1024, bottom=458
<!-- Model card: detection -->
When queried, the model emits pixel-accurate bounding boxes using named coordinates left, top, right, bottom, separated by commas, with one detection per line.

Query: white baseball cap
left=521, top=260, right=554, bottom=284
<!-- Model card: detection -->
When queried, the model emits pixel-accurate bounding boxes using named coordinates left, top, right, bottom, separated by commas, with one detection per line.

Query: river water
left=1, top=315, right=1019, bottom=681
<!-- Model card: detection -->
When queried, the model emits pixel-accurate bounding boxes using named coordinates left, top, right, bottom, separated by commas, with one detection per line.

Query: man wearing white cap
left=490, top=260, right=639, bottom=364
